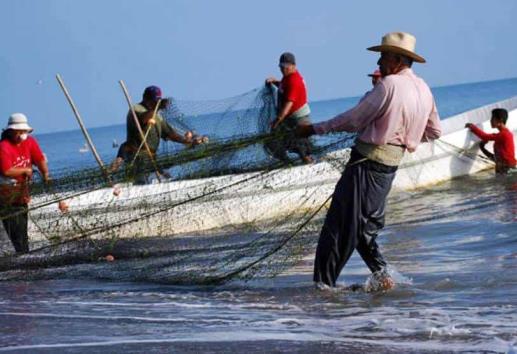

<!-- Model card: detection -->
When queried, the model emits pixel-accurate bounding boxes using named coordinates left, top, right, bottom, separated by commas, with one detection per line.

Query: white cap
left=5, top=113, right=33, bottom=132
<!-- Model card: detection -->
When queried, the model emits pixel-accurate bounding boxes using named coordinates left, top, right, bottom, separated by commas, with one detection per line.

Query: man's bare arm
left=3, top=167, right=32, bottom=179
left=35, top=159, right=50, bottom=182
left=272, top=101, right=294, bottom=129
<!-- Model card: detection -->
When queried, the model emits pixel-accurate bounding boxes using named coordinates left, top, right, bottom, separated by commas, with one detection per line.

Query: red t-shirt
left=0, top=136, right=45, bottom=204
left=469, top=125, right=517, bottom=167
left=279, top=70, right=308, bottom=116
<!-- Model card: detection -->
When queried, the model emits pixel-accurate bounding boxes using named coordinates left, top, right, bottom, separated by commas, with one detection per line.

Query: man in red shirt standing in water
left=266, top=52, right=313, bottom=164
left=0, top=113, right=49, bottom=254
left=466, top=108, right=516, bottom=174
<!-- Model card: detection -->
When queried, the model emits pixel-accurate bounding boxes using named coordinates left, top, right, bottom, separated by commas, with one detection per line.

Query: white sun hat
left=5, top=113, right=33, bottom=132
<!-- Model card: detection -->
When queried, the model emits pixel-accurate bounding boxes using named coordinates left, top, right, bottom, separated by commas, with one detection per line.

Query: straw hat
left=367, top=32, right=426, bottom=63
left=5, top=113, right=33, bottom=132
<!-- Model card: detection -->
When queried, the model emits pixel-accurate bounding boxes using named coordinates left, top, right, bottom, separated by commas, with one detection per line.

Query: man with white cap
left=298, top=32, right=442, bottom=289
left=0, top=113, right=49, bottom=254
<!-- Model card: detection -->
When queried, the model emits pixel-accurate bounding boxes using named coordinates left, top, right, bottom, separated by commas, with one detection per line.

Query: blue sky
left=1, top=0, right=516, bottom=133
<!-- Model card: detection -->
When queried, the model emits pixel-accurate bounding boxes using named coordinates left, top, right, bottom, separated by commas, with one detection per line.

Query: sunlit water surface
left=0, top=171, right=516, bottom=353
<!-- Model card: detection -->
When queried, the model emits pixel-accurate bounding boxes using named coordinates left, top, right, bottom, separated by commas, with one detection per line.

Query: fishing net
left=0, top=84, right=357, bottom=284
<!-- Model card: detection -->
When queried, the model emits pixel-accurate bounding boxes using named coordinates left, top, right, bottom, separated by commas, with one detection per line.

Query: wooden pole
left=118, top=80, right=162, bottom=182
left=131, top=124, right=153, bottom=166
left=130, top=98, right=161, bottom=166
left=56, top=74, right=110, bottom=182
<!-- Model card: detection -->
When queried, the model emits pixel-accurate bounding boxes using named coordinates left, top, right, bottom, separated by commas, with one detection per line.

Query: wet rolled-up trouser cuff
left=313, top=148, right=397, bottom=287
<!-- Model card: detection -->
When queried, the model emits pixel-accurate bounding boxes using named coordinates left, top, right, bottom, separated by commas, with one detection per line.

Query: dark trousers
left=313, top=149, right=398, bottom=287
left=266, top=116, right=313, bottom=162
left=1, top=204, right=29, bottom=254
left=128, top=154, right=153, bottom=185
left=133, top=158, right=152, bottom=185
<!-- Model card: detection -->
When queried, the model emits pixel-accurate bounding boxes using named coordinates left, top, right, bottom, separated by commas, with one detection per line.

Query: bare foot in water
left=378, top=275, right=395, bottom=291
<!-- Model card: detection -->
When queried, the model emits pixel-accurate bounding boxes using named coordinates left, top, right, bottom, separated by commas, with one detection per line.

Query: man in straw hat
left=298, top=32, right=442, bottom=290
left=0, top=113, right=50, bottom=254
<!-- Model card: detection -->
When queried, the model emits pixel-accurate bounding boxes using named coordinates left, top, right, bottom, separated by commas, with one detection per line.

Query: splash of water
left=364, top=266, right=412, bottom=292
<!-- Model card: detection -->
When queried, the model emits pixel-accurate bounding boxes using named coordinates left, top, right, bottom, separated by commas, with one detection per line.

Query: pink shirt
left=314, top=68, right=442, bottom=152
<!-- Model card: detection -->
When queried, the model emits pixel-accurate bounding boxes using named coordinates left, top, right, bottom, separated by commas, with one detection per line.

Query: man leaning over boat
left=298, top=32, right=442, bottom=290
left=266, top=52, right=314, bottom=164
left=112, top=85, right=196, bottom=184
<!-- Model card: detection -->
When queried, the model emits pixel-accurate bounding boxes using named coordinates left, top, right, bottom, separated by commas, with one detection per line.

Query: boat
left=78, top=143, right=89, bottom=153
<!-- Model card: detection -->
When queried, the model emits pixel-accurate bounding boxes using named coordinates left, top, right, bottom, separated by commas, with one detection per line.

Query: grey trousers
left=266, top=116, right=313, bottom=162
left=313, top=149, right=397, bottom=287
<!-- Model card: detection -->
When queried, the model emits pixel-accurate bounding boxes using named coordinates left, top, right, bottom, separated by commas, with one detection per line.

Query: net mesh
left=0, top=85, right=357, bottom=284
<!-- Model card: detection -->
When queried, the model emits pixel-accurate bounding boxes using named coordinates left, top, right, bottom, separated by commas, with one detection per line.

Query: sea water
left=0, top=78, right=516, bottom=353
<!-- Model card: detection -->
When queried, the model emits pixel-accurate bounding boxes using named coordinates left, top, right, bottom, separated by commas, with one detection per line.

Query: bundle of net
left=0, top=85, right=357, bottom=285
